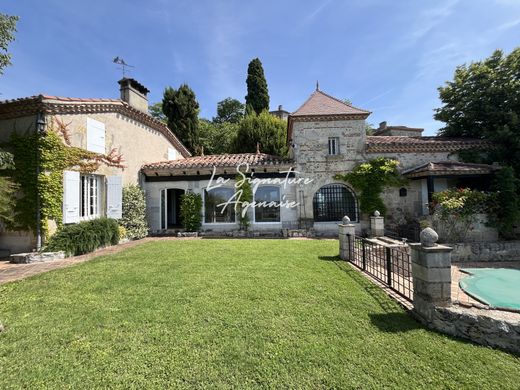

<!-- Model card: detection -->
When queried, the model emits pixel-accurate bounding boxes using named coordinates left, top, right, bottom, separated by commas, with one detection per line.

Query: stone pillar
left=370, top=210, right=384, bottom=237
left=339, top=216, right=356, bottom=261
left=410, top=227, right=453, bottom=322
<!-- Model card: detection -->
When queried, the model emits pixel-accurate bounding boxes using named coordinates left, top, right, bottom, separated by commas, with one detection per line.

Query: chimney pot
left=379, top=121, right=387, bottom=129
left=278, top=105, right=282, bottom=111
left=118, top=78, right=150, bottom=113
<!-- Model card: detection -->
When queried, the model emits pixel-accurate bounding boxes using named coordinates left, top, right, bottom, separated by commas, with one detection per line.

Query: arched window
left=313, top=184, right=358, bottom=222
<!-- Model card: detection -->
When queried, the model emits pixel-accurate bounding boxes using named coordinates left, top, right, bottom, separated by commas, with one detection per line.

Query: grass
left=0, top=239, right=519, bottom=389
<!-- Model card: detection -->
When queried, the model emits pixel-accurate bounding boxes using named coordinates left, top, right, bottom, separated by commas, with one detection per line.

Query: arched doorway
left=312, top=184, right=358, bottom=222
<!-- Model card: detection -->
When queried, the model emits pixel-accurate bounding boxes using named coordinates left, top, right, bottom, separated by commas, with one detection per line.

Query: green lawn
left=0, top=239, right=519, bottom=389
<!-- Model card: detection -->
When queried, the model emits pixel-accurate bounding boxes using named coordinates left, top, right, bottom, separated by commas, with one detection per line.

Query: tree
left=0, top=13, right=18, bottom=76
left=214, top=98, right=244, bottom=124
left=198, top=119, right=238, bottom=155
left=162, top=84, right=200, bottom=154
left=0, top=149, right=17, bottom=226
left=233, top=111, right=287, bottom=156
left=490, top=167, right=520, bottom=240
left=434, top=48, right=520, bottom=176
left=245, top=58, right=269, bottom=115
left=148, top=102, right=167, bottom=123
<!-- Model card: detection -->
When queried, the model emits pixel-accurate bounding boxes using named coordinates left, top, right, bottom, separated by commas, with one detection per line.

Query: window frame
left=203, top=187, right=237, bottom=224
left=328, top=137, right=340, bottom=156
left=80, top=174, right=103, bottom=220
left=253, top=185, right=281, bottom=224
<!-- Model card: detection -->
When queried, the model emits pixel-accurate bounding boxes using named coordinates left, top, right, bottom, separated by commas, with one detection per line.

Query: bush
left=490, top=167, right=520, bottom=239
left=45, top=218, right=119, bottom=256
left=120, top=185, right=148, bottom=239
left=180, top=192, right=202, bottom=232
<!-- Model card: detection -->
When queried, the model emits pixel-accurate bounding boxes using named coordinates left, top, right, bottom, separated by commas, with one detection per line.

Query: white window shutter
left=63, top=170, right=80, bottom=224
left=168, top=147, right=177, bottom=160
left=106, top=176, right=123, bottom=219
left=87, top=118, right=106, bottom=154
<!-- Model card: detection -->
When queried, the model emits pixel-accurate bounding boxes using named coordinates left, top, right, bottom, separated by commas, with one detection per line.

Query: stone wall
left=427, top=306, right=520, bottom=355
left=450, top=241, right=520, bottom=262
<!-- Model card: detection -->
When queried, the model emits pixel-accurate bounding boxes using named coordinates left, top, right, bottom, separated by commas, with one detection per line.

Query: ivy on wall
left=8, top=118, right=125, bottom=238
left=334, top=157, right=405, bottom=216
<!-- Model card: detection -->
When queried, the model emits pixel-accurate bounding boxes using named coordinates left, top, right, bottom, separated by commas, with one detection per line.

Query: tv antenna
left=112, top=56, right=134, bottom=77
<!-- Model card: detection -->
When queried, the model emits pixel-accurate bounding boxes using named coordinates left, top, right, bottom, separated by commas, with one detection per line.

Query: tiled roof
left=0, top=95, right=191, bottom=158
left=291, top=89, right=370, bottom=117
left=366, top=136, right=489, bottom=153
left=142, top=153, right=292, bottom=172
left=403, top=161, right=498, bottom=178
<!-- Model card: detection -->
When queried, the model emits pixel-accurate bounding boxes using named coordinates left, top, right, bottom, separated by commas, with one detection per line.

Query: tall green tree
left=434, top=48, right=520, bottom=175
left=199, top=119, right=238, bottom=155
left=148, top=102, right=167, bottom=123
left=245, top=58, right=269, bottom=115
left=162, top=84, right=200, bottom=154
left=0, top=13, right=18, bottom=76
left=214, top=98, right=244, bottom=124
left=233, top=111, right=287, bottom=156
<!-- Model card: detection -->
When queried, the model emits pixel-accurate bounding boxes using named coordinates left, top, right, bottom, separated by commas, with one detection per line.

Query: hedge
left=44, top=217, right=120, bottom=256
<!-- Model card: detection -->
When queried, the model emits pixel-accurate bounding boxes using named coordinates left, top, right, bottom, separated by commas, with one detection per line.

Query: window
left=86, top=118, right=106, bottom=154
left=254, top=186, right=280, bottom=223
left=204, top=188, right=236, bottom=223
left=328, top=137, right=339, bottom=155
left=313, top=184, right=357, bottom=222
left=80, top=175, right=102, bottom=219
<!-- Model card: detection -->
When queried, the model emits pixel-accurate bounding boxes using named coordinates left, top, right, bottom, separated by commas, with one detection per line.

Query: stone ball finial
left=373, top=210, right=380, bottom=217
left=420, top=227, right=439, bottom=247
left=342, top=215, right=350, bottom=224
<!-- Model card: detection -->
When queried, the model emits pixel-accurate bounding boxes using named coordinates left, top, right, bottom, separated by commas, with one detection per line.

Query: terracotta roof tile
left=403, top=161, right=499, bottom=178
left=366, top=136, right=490, bottom=153
left=291, top=89, right=370, bottom=117
left=142, top=153, right=292, bottom=171
left=0, top=95, right=191, bottom=158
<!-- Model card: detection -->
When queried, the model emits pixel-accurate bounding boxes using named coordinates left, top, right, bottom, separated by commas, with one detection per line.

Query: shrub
left=235, top=174, right=253, bottom=230
left=45, top=218, right=119, bottom=256
left=180, top=192, right=202, bottom=232
left=120, top=185, right=148, bottom=239
left=489, top=167, right=520, bottom=239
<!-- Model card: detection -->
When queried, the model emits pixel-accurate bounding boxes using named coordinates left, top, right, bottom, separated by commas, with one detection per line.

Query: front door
left=160, top=188, right=185, bottom=229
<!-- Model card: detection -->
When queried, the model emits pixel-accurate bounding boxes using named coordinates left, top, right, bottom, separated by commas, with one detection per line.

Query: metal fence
left=347, top=234, right=413, bottom=301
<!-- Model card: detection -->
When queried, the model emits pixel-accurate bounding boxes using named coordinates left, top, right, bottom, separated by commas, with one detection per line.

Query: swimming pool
left=460, top=268, right=520, bottom=311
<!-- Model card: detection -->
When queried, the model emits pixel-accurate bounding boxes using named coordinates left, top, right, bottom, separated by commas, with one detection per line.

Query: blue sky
left=2, top=0, right=520, bottom=135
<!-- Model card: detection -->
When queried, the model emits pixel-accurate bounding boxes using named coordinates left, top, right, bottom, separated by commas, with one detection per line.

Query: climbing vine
left=334, top=157, right=405, bottom=215
left=9, top=118, right=125, bottom=238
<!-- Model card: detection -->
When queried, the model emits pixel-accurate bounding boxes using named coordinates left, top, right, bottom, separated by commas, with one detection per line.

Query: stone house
left=0, top=78, right=190, bottom=252
left=141, top=87, right=491, bottom=236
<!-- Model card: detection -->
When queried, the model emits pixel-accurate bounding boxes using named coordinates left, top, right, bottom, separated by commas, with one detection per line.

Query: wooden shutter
left=87, top=118, right=106, bottom=154
left=168, top=147, right=177, bottom=160
left=106, top=175, right=123, bottom=219
left=63, top=170, right=80, bottom=224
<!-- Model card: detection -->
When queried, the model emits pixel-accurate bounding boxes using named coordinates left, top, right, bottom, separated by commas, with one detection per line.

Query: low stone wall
left=426, top=306, right=520, bottom=355
left=450, top=241, right=520, bottom=262
left=10, top=251, right=66, bottom=264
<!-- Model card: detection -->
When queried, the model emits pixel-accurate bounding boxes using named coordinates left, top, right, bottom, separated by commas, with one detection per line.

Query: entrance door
left=160, top=188, right=185, bottom=229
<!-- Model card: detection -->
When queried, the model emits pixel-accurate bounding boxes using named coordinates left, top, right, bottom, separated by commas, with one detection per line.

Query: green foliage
left=334, top=158, right=403, bottom=215
left=121, top=185, right=149, bottom=240
left=148, top=102, right=167, bottom=123
left=0, top=148, right=15, bottom=169
left=214, top=98, right=244, bottom=124
left=235, top=174, right=253, bottom=230
left=179, top=192, right=202, bottom=232
left=45, top=217, right=119, bottom=256
left=0, top=13, right=18, bottom=76
left=162, top=84, right=200, bottom=154
left=198, top=119, right=238, bottom=155
left=245, top=58, right=269, bottom=115
left=432, top=188, right=492, bottom=242
left=435, top=48, right=520, bottom=176
left=234, top=111, right=287, bottom=156
left=0, top=148, right=17, bottom=225
left=490, top=167, right=520, bottom=239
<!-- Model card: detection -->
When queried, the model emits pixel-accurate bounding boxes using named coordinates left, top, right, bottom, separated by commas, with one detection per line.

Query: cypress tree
left=245, top=58, right=270, bottom=115
left=162, top=84, right=200, bottom=154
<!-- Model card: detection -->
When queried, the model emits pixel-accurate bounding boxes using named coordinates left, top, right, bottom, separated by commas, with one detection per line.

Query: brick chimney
left=118, top=78, right=150, bottom=113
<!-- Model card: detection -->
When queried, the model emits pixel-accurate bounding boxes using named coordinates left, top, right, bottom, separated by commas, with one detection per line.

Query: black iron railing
left=347, top=234, right=413, bottom=301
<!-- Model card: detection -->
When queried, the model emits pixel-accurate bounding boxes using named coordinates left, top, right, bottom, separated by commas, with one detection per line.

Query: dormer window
left=328, top=137, right=339, bottom=155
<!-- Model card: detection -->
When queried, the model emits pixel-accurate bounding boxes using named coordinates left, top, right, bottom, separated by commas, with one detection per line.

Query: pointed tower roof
left=291, top=89, right=370, bottom=117
left=287, top=89, right=371, bottom=141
